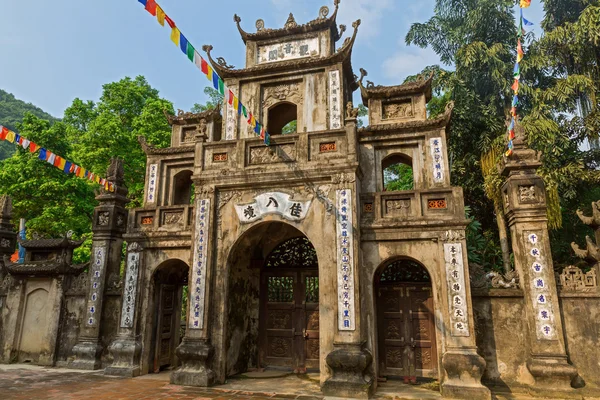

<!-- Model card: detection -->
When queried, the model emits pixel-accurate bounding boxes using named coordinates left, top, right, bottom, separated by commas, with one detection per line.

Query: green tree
left=0, top=89, right=58, bottom=161
left=191, top=87, right=224, bottom=113
left=0, top=114, right=96, bottom=238
left=64, top=76, right=173, bottom=207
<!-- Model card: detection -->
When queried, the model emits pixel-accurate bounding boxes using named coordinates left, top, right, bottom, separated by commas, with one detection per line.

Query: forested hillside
left=0, top=89, right=58, bottom=160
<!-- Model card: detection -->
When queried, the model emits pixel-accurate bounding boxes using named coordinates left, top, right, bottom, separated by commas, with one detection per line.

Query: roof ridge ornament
left=284, top=13, right=298, bottom=29
left=319, top=6, right=330, bottom=19
left=256, top=19, right=265, bottom=31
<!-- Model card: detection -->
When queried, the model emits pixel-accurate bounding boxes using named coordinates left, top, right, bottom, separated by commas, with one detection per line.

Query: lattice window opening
left=305, top=276, right=319, bottom=303
left=265, top=237, right=318, bottom=269
left=268, top=276, right=294, bottom=302
left=378, top=260, right=431, bottom=283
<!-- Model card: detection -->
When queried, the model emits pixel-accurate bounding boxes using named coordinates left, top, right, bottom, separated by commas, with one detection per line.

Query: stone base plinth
left=170, top=337, right=215, bottom=387
left=441, top=350, right=491, bottom=400
left=69, top=339, right=103, bottom=370
left=321, top=342, right=374, bottom=399
left=104, top=336, right=141, bottom=377
left=527, top=356, right=578, bottom=396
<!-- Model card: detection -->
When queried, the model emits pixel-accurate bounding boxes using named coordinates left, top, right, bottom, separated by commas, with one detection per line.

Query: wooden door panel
left=378, top=284, right=437, bottom=378
left=260, top=269, right=320, bottom=370
left=155, top=284, right=176, bottom=369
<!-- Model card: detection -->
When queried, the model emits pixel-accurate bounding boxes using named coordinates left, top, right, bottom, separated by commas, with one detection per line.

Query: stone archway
left=374, top=258, right=438, bottom=382
left=149, top=259, right=189, bottom=373
left=225, top=221, right=320, bottom=376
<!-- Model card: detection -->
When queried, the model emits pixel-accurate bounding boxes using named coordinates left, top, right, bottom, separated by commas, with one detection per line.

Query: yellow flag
left=233, top=96, right=239, bottom=111
left=170, top=27, right=180, bottom=46
left=58, top=158, right=66, bottom=169
left=156, top=5, right=165, bottom=26
left=5, top=130, right=15, bottom=143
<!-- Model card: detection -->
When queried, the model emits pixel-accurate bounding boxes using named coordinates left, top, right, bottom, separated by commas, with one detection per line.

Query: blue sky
left=0, top=0, right=544, bottom=118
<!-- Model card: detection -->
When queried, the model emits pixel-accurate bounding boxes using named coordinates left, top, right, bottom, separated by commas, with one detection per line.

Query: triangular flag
left=520, top=0, right=531, bottom=8
left=254, top=122, right=261, bottom=135
left=170, top=27, right=181, bottom=46
left=512, top=95, right=519, bottom=107
left=233, top=96, right=239, bottom=112
left=522, top=16, right=533, bottom=26
left=513, top=62, right=520, bottom=77
left=517, top=40, right=524, bottom=63
left=145, top=0, right=157, bottom=16
left=264, top=132, right=270, bottom=146
left=511, top=79, right=519, bottom=93
left=218, top=78, right=225, bottom=95
left=228, top=90, right=234, bottom=105
left=509, top=118, right=515, bottom=131
left=165, top=15, right=175, bottom=29
left=212, top=73, right=219, bottom=90
left=199, top=55, right=208, bottom=74
left=138, top=0, right=147, bottom=6
left=180, top=33, right=188, bottom=55
left=242, top=106, right=248, bottom=118
left=186, top=42, right=195, bottom=62
left=206, top=65, right=214, bottom=83
left=156, top=5, right=165, bottom=26
left=6, top=130, right=15, bottom=143
left=260, top=126, right=265, bottom=139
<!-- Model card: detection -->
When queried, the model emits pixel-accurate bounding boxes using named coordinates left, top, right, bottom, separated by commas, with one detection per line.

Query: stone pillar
left=500, top=128, right=577, bottom=395
left=322, top=179, right=374, bottom=399
left=105, top=242, right=143, bottom=377
left=70, top=159, right=129, bottom=370
left=0, top=196, right=16, bottom=277
left=170, top=186, right=216, bottom=386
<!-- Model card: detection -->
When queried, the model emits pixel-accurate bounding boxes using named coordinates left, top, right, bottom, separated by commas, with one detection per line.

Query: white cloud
left=336, top=0, right=393, bottom=39
left=382, top=47, right=441, bottom=82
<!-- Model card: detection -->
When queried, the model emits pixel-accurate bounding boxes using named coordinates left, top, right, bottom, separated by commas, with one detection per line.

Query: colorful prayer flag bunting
left=135, top=0, right=272, bottom=146
left=0, top=125, right=114, bottom=191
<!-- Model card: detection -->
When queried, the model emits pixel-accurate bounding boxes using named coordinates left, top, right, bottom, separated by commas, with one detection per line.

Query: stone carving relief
left=558, top=265, right=598, bottom=292
left=518, top=185, right=537, bottom=203
left=164, top=212, right=183, bottom=226
left=319, top=6, right=330, bottom=18
left=255, top=19, right=265, bottom=31
left=0, top=238, right=10, bottom=248
left=331, top=173, right=355, bottom=189
left=383, top=101, right=413, bottom=119
left=262, top=83, right=301, bottom=109
left=270, top=338, right=291, bottom=358
left=386, top=199, right=411, bottom=216
left=0, top=274, right=14, bottom=295
left=250, top=144, right=296, bottom=165
left=106, top=272, right=122, bottom=294
left=442, top=230, right=465, bottom=242
left=489, top=270, right=520, bottom=289
left=0, top=194, right=12, bottom=217
left=346, top=102, right=359, bottom=119
left=97, top=211, right=110, bottom=226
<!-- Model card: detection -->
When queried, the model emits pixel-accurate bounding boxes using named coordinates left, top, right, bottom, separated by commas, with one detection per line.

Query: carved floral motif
left=558, top=265, right=597, bottom=292
left=518, top=185, right=537, bottom=203
left=164, top=212, right=183, bottom=226
left=262, top=83, right=301, bottom=108
left=250, top=144, right=296, bottom=164
left=383, top=101, right=413, bottom=119
left=97, top=211, right=110, bottom=226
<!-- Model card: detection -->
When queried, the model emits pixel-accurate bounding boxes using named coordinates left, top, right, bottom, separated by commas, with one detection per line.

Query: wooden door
left=377, top=283, right=437, bottom=378
left=260, top=269, right=319, bottom=371
left=154, top=284, right=177, bottom=371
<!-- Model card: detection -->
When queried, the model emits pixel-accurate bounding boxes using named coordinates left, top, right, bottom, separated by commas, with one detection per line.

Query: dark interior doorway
left=150, top=259, right=189, bottom=373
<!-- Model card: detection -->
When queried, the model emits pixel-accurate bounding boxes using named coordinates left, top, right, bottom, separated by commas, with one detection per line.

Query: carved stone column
left=70, top=159, right=129, bottom=370
left=322, top=180, right=374, bottom=399
left=105, top=242, right=143, bottom=377
left=170, top=185, right=216, bottom=386
left=500, top=129, right=577, bottom=394
left=0, top=196, right=16, bottom=277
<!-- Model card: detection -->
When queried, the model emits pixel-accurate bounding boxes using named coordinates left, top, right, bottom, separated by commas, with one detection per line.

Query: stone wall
left=472, top=289, right=600, bottom=391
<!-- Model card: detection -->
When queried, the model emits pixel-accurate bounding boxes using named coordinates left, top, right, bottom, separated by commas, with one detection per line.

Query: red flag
left=247, top=113, right=253, bottom=124
left=145, top=0, right=157, bottom=16
left=0, top=126, right=8, bottom=140
left=29, top=142, right=37, bottom=153
left=260, top=127, right=265, bottom=139
left=200, top=57, right=208, bottom=75
left=511, top=79, right=519, bottom=93
left=165, top=15, right=175, bottom=28
left=70, top=163, right=75, bottom=173
left=509, top=129, right=515, bottom=140
left=228, top=90, right=234, bottom=105
left=53, top=156, right=62, bottom=167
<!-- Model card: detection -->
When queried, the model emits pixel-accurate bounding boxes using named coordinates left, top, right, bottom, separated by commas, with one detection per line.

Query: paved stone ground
left=0, top=365, right=442, bottom=400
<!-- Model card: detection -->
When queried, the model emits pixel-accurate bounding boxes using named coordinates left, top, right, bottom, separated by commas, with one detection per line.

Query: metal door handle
left=411, top=338, right=416, bottom=348
left=303, top=328, right=309, bottom=339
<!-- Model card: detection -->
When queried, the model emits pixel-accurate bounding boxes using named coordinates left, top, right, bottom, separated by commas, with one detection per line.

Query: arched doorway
left=150, top=259, right=189, bottom=373
left=375, top=259, right=437, bottom=382
left=260, top=236, right=319, bottom=372
left=225, top=222, right=319, bottom=376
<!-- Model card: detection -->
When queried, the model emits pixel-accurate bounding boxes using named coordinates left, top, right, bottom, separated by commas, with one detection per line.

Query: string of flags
left=507, top=0, right=534, bottom=156
left=0, top=125, right=115, bottom=192
left=137, top=0, right=271, bottom=146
